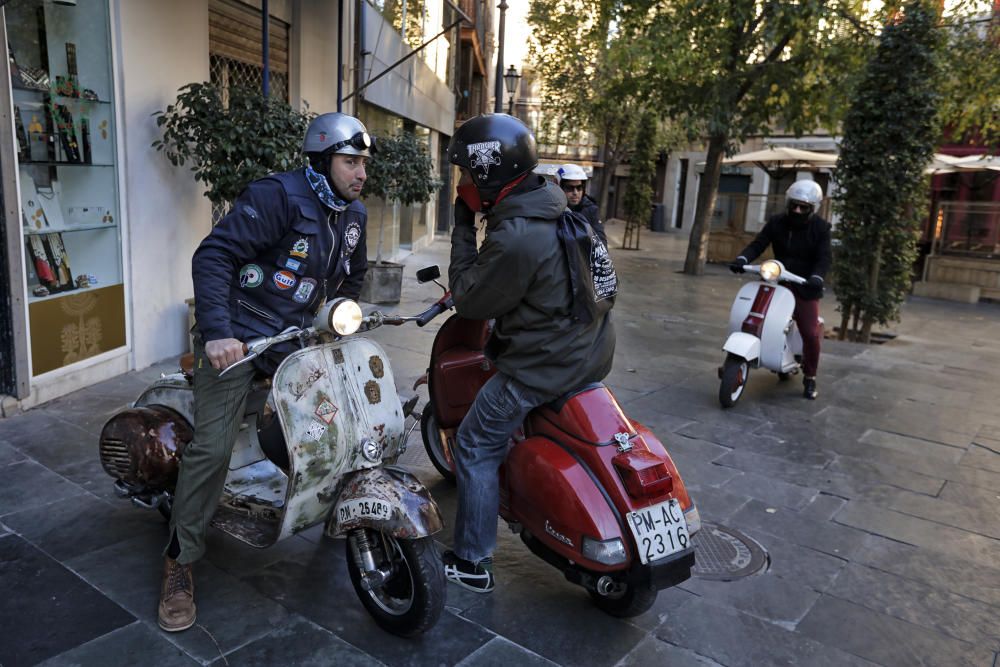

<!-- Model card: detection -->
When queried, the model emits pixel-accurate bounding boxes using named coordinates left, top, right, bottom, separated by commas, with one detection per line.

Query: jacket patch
left=345, top=221, right=362, bottom=252
left=239, top=264, right=263, bottom=288
left=241, top=204, right=259, bottom=221
left=283, top=256, right=304, bottom=272
left=468, top=140, right=502, bottom=175
left=293, top=278, right=317, bottom=303
left=273, top=270, right=297, bottom=290
left=290, top=238, right=309, bottom=259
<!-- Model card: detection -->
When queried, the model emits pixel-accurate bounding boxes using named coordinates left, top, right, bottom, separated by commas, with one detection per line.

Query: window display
left=6, top=0, right=124, bottom=375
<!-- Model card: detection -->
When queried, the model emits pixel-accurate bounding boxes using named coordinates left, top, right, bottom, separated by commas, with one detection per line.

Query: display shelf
left=11, top=87, right=111, bottom=105
left=24, top=223, right=117, bottom=236
left=27, top=280, right=122, bottom=303
left=19, top=160, right=113, bottom=167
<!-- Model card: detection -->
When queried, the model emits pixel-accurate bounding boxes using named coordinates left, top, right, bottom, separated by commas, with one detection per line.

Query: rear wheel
left=719, top=354, right=750, bottom=408
left=346, top=530, right=445, bottom=637
left=420, top=403, right=456, bottom=483
left=588, top=579, right=658, bottom=618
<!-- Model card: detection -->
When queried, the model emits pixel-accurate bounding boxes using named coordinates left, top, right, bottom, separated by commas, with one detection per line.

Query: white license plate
left=627, top=498, right=690, bottom=564
left=336, top=498, right=393, bottom=524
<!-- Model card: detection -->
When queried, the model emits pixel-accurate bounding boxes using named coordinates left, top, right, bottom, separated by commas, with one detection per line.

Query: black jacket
left=738, top=212, right=832, bottom=300
left=570, top=194, right=606, bottom=244
left=192, top=169, right=368, bottom=344
left=449, top=176, right=615, bottom=398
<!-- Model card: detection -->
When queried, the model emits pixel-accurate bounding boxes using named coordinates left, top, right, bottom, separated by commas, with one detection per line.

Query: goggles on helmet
left=327, top=131, right=373, bottom=155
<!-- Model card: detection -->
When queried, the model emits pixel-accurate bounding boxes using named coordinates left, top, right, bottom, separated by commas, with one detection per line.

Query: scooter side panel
left=272, top=338, right=405, bottom=538
left=727, top=283, right=760, bottom=335
left=760, top=286, right=796, bottom=371
left=134, top=374, right=194, bottom=425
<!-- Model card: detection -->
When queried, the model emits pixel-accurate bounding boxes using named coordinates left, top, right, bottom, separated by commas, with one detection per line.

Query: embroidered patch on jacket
left=273, top=270, right=297, bottom=290
left=293, top=278, right=317, bottom=303
left=239, top=264, right=263, bottom=288
left=345, top=221, right=362, bottom=252
left=241, top=204, right=259, bottom=221
left=467, top=140, right=502, bottom=175
left=290, top=238, right=309, bottom=259
left=284, top=257, right=303, bottom=272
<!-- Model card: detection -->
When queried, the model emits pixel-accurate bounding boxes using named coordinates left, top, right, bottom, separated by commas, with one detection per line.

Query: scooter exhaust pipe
left=595, top=575, right=617, bottom=597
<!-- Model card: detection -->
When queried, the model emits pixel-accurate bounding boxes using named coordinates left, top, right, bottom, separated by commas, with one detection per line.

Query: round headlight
left=330, top=299, right=363, bottom=335
left=759, top=260, right=782, bottom=282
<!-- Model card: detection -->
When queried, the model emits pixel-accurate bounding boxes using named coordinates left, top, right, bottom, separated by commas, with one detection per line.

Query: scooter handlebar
left=416, top=294, right=454, bottom=327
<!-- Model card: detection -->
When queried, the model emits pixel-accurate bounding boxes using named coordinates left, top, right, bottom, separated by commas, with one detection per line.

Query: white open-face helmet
left=303, top=113, right=373, bottom=158
left=785, top=180, right=823, bottom=209
left=556, top=163, right=588, bottom=183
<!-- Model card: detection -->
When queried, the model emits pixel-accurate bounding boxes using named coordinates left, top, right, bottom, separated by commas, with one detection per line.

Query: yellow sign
left=29, top=284, right=126, bottom=375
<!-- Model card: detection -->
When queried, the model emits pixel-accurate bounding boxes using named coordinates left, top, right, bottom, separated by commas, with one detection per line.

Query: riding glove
left=807, top=275, right=824, bottom=289
left=729, top=256, right=747, bottom=274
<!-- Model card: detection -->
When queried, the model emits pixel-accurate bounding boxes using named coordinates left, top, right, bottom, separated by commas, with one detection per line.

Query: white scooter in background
left=718, top=259, right=817, bottom=408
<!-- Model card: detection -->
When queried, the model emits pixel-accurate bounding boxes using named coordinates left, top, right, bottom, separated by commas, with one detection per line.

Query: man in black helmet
left=442, top=113, right=616, bottom=593
left=157, top=112, right=372, bottom=632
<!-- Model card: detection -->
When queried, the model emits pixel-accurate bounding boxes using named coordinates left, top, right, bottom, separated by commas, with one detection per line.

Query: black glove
left=729, top=256, right=747, bottom=274
left=454, top=197, right=475, bottom=228
left=807, top=275, right=825, bottom=290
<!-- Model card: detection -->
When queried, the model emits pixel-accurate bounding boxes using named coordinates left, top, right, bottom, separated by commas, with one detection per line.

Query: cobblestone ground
left=2, top=224, right=999, bottom=666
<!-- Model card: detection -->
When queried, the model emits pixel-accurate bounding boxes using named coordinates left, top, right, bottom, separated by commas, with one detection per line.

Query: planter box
left=360, top=262, right=404, bottom=304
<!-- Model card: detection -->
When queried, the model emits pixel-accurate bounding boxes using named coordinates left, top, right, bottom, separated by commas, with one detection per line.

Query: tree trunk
left=683, top=133, right=727, bottom=276
left=860, top=235, right=884, bottom=344
left=596, top=127, right=614, bottom=220
left=838, top=310, right=850, bottom=341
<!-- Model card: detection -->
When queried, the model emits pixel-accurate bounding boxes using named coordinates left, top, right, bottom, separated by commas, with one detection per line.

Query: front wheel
left=420, top=403, right=456, bottom=483
left=588, top=579, right=658, bottom=618
left=345, top=530, right=445, bottom=637
left=719, top=354, right=750, bottom=408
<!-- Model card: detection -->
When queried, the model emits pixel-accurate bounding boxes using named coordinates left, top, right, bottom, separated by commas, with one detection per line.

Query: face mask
left=457, top=183, right=483, bottom=212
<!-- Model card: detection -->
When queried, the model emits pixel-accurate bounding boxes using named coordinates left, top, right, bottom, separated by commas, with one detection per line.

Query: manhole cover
left=691, top=523, right=769, bottom=580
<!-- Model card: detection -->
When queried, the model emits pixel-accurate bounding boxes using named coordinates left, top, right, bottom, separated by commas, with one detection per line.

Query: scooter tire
left=588, top=579, right=658, bottom=618
left=420, top=403, right=456, bottom=484
left=719, top=354, right=750, bottom=408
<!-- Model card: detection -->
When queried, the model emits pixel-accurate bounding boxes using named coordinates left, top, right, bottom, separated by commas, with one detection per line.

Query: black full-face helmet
left=448, top=113, right=538, bottom=201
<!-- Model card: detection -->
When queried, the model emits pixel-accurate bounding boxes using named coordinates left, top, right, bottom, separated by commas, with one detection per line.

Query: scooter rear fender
left=722, top=332, right=760, bottom=363
left=325, top=466, right=444, bottom=539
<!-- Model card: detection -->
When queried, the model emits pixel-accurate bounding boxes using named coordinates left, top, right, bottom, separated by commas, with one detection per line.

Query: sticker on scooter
left=305, top=420, right=327, bottom=440
left=315, top=398, right=338, bottom=424
left=337, top=498, right=393, bottom=523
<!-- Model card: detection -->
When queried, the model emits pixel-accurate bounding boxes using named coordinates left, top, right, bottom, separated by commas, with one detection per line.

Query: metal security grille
left=210, top=54, right=289, bottom=104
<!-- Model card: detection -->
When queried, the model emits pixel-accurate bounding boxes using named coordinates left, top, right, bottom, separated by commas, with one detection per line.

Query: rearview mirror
left=416, top=266, right=441, bottom=283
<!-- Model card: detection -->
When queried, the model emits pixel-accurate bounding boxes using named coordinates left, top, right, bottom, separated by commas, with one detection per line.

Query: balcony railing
left=934, top=201, right=1000, bottom=259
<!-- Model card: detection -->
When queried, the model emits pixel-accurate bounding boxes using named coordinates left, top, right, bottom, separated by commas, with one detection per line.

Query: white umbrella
left=924, top=153, right=966, bottom=175
left=720, top=147, right=839, bottom=169
left=951, top=154, right=1000, bottom=172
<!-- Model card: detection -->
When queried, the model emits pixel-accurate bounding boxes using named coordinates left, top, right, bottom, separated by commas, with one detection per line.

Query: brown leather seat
left=179, top=353, right=195, bottom=378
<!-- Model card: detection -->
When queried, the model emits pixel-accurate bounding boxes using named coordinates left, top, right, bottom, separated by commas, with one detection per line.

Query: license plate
left=336, top=498, right=393, bottom=523
left=627, top=498, right=690, bottom=564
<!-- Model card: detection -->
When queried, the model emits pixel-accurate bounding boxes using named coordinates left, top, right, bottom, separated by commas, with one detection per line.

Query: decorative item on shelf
left=101, top=212, right=114, bottom=224
left=52, top=104, right=81, bottom=162
left=81, top=116, right=92, bottom=163
left=55, top=75, right=79, bottom=98
left=28, top=236, right=57, bottom=287
left=33, top=285, right=50, bottom=298
left=75, top=274, right=90, bottom=288
left=68, top=206, right=106, bottom=226
left=19, top=173, right=50, bottom=230
left=13, top=105, right=30, bottom=160
left=34, top=183, right=67, bottom=229
left=64, top=43, right=80, bottom=97
left=16, top=64, right=50, bottom=91
left=81, top=88, right=99, bottom=101
left=46, top=233, right=75, bottom=291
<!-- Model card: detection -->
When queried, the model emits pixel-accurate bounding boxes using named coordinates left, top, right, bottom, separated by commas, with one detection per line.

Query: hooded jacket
left=738, top=212, right=832, bottom=300
left=449, top=176, right=616, bottom=398
left=570, top=193, right=606, bottom=244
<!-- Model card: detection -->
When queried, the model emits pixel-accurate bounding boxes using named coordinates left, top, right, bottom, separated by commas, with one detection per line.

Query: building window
left=209, top=0, right=290, bottom=103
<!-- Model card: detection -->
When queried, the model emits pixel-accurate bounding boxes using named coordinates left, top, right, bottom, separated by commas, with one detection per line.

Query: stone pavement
left=2, top=223, right=999, bottom=667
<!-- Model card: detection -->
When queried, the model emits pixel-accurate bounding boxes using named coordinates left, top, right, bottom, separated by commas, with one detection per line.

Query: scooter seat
left=543, top=382, right=606, bottom=413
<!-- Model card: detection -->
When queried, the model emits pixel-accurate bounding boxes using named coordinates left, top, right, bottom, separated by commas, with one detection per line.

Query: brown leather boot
left=158, top=557, right=196, bottom=632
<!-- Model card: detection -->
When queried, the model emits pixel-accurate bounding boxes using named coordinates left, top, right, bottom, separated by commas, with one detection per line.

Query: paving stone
left=836, top=500, right=1000, bottom=569
left=853, top=534, right=1000, bottom=609
left=0, top=534, right=135, bottom=666
left=243, top=539, right=493, bottom=667
left=750, top=531, right=848, bottom=593
left=455, top=637, right=559, bottom=667
left=883, top=487, right=1000, bottom=540
left=66, top=533, right=288, bottom=664
left=0, top=412, right=96, bottom=466
left=730, top=499, right=868, bottom=560
left=0, top=441, right=25, bottom=466
left=622, top=584, right=701, bottom=633
left=656, top=433, right=732, bottom=464
left=859, top=428, right=967, bottom=464
left=2, top=493, right=164, bottom=562
left=37, top=621, right=199, bottom=667
left=830, top=562, right=1000, bottom=651
left=720, top=471, right=818, bottom=511
left=825, top=455, right=946, bottom=497
left=798, top=493, right=848, bottom=522
left=684, top=486, right=750, bottom=524
left=680, top=571, right=821, bottom=627
left=938, top=479, right=1000, bottom=511
left=618, top=635, right=722, bottom=667
left=668, top=452, right=742, bottom=488
left=797, top=594, right=993, bottom=667
left=0, top=460, right=87, bottom=517
left=218, top=615, right=379, bottom=666
left=656, top=596, right=876, bottom=667
left=961, top=443, right=1000, bottom=474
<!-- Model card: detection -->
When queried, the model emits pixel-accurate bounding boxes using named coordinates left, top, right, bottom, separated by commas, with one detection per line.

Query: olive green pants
left=165, top=338, right=255, bottom=565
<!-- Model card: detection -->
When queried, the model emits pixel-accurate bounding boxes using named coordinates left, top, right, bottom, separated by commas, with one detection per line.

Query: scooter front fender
left=722, top=332, right=760, bottom=363
left=325, top=466, right=444, bottom=539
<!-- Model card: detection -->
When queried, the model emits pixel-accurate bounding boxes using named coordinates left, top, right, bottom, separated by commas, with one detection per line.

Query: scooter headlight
left=759, top=260, right=782, bottom=282
left=315, top=298, right=364, bottom=335
left=581, top=536, right=628, bottom=565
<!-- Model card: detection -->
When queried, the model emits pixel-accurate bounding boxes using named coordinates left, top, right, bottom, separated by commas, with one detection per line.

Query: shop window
left=6, top=0, right=125, bottom=376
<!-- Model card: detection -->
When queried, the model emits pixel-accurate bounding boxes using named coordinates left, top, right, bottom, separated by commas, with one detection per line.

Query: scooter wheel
left=588, top=578, right=657, bottom=618
left=420, top=403, right=456, bottom=484
left=346, top=531, right=445, bottom=637
left=719, top=354, right=750, bottom=408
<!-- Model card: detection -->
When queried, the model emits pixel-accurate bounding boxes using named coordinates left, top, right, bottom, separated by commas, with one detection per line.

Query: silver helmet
left=303, top=113, right=373, bottom=158
left=785, top=180, right=823, bottom=209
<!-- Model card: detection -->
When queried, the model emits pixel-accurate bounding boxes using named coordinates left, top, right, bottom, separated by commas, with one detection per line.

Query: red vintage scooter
left=410, top=266, right=701, bottom=617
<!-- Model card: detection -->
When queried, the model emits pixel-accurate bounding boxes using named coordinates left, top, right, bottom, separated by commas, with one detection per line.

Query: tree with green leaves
left=363, top=131, right=441, bottom=264
left=626, top=0, right=874, bottom=275
left=621, top=112, right=659, bottom=247
left=833, top=0, right=942, bottom=343
left=152, top=83, right=313, bottom=211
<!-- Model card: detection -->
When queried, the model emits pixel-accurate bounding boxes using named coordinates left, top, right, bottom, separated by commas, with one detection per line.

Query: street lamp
left=503, top=65, right=521, bottom=116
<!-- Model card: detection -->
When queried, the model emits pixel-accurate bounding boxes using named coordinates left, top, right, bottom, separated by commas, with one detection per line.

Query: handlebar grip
left=416, top=296, right=454, bottom=327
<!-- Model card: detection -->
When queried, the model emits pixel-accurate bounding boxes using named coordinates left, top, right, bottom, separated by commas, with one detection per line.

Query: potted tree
left=360, top=131, right=441, bottom=304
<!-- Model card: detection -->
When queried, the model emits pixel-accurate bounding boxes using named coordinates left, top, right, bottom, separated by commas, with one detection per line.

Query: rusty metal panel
left=325, top=466, right=444, bottom=539
left=134, top=374, right=195, bottom=425
left=273, top=338, right=405, bottom=539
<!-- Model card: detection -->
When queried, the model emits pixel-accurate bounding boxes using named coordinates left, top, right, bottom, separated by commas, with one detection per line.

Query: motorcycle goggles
left=788, top=200, right=813, bottom=214
left=561, top=183, right=585, bottom=193
left=327, top=131, right=374, bottom=155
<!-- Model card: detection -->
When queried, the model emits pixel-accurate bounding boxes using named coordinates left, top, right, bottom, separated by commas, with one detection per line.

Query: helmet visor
left=788, top=200, right=813, bottom=214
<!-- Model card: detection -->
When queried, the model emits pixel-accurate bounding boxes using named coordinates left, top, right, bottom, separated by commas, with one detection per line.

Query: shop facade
left=0, top=0, right=458, bottom=411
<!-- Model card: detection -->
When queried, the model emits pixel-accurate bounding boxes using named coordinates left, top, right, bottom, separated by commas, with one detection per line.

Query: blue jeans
left=453, top=372, right=552, bottom=563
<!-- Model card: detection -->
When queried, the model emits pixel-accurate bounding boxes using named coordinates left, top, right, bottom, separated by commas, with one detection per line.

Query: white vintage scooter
left=98, top=297, right=449, bottom=637
left=718, top=259, right=814, bottom=408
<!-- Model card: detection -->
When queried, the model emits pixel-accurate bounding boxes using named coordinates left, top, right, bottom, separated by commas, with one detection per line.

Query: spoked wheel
left=718, top=354, right=750, bottom=408
left=420, top=403, right=456, bottom=483
left=345, top=529, right=445, bottom=637
left=588, top=578, right=658, bottom=618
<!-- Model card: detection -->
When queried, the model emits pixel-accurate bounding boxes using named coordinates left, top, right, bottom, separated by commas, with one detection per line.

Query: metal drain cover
left=691, top=523, right=769, bottom=580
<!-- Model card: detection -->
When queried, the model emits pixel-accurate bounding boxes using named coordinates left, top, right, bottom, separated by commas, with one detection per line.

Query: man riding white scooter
left=729, top=180, right=832, bottom=400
